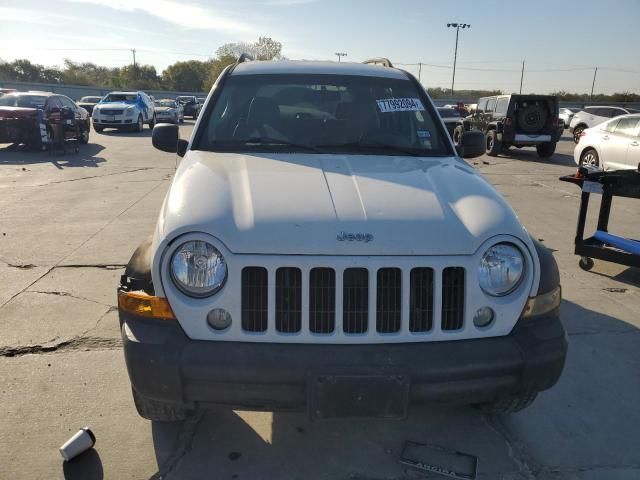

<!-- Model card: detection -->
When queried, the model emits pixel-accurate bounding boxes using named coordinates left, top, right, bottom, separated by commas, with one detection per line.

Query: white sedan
left=574, top=114, right=640, bottom=170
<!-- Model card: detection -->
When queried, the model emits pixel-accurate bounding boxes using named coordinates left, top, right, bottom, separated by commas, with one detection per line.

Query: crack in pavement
left=28, top=290, right=115, bottom=308
left=481, top=414, right=541, bottom=479
left=149, top=409, right=207, bottom=480
left=36, top=167, right=155, bottom=186
left=0, top=335, right=121, bottom=357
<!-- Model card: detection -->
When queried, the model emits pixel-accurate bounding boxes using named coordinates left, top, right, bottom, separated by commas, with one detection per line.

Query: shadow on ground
left=146, top=300, right=640, bottom=479
left=62, top=449, right=104, bottom=480
left=488, top=147, right=576, bottom=168
left=95, top=128, right=153, bottom=138
left=0, top=142, right=106, bottom=168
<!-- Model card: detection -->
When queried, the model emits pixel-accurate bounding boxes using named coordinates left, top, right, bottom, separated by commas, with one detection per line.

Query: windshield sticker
left=416, top=130, right=431, bottom=138
left=377, top=98, right=425, bottom=113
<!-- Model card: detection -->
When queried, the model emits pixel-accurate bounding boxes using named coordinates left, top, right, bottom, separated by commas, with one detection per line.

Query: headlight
left=478, top=243, right=525, bottom=296
left=170, top=240, right=227, bottom=297
left=125, top=107, right=135, bottom=117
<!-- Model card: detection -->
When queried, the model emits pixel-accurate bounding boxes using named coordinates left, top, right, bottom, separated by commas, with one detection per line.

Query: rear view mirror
left=456, top=130, right=485, bottom=159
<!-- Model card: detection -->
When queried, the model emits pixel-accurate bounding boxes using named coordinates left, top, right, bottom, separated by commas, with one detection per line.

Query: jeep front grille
left=241, top=267, right=268, bottom=332
left=241, top=266, right=465, bottom=334
left=409, top=267, right=434, bottom=332
left=442, top=267, right=465, bottom=331
left=275, top=267, right=302, bottom=333
left=309, top=268, right=335, bottom=334
left=343, top=268, right=369, bottom=334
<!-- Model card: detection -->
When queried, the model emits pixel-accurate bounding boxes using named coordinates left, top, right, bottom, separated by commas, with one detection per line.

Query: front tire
left=475, top=391, right=538, bottom=414
left=579, top=148, right=600, bottom=168
left=148, top=114, right=156, bottom=129
left=131, top=388, right=190, bottom=422
left=486, top=130, right=501, bottom=157
left=93, top=125, right=103, bottom=133
left=536, top=142, right=556, bottom=158
left=135, top=115, right=144, bottom=133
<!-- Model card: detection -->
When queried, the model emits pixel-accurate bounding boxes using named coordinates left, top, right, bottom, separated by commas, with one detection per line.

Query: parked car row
left=0, top=87, right=208, bottom=148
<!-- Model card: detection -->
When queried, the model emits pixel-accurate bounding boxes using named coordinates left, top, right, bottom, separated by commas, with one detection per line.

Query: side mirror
left=152, top=123, right=179, bottom=153
left=455, top=130, right=485, bottom=159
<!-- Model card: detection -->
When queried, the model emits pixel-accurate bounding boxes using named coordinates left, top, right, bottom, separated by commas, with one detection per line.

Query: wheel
left=148, top=114, right=156, bottom=129
left=93, top=125, right=103, bottom=133
left=135, top=115, right=144, bottom=133
left=475, top=391, right=538, bottom=414
left=79, top=126, right=90, bottom=144
left=573, top=125, right=586, bottom=143
left=486, top=130, right=501, bottom=156
left=536, top=142, right=556, bottom=158
left=579, top=148, right=599, bottom=168
left=452, top=125, right=464, bottom=145
left=579, top=257, right=594, bottom=271
left=131, top=388, right=190, bottom=422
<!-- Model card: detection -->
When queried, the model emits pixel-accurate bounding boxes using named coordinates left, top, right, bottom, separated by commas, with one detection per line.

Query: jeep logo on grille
left=337, top=232, right=374, bottom=243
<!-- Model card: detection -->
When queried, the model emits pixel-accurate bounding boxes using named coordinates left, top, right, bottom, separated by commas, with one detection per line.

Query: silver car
left=154, top=99, right=184, bottom=124
left=573, top=114, right=640, bottom=170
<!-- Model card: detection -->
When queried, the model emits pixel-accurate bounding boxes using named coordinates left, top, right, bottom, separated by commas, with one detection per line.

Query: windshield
left=437, top=108, right=461, bottom=118
left=103, top=93, right=137, bottom=102
left=80, top=96, right=102, bottom=102
left=155, top=100, right=176, bottom=108
left=177, top=96, right=195, bottom=103
left=0, top=94, right=47, bottom=108
left=196, top=73, right=450, bottom=156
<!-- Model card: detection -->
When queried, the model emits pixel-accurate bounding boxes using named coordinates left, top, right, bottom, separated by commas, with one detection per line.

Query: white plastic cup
left=59, top=427, right=96, bottom=461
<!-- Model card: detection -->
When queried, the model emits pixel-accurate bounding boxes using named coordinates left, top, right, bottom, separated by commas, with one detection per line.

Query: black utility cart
left=560, top=167, right=640, bottom=271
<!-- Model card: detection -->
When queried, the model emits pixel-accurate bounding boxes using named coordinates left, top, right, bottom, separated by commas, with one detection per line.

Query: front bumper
left=121, top=309, right=567, bottom=412
left=93, top=116, right=134, bottom=127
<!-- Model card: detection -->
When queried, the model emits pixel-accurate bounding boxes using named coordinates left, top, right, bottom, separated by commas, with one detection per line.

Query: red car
left=0, top=91, right=90, bottom=149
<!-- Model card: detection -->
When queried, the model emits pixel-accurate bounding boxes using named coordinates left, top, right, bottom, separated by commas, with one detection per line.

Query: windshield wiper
left=325, top=142, right=427, bottom=157
left=220, top=137, right=327, bottom=154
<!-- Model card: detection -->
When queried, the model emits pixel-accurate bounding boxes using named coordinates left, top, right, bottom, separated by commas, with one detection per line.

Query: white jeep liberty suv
left=118, top=56, right=567, bottom=422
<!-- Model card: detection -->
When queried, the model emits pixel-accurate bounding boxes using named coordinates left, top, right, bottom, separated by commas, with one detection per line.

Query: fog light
left=207, top=308, right=231, bottom=330
left=473, top=306, right=494, bottom=327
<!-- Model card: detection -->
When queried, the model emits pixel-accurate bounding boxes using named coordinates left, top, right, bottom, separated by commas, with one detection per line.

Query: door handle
left=602, top=135, right=609, bottom=140
left=630, top=141, right=639, bottom=147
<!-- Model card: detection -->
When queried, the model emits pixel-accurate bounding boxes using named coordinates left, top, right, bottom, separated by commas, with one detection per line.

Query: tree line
left=1, top=37, right=638, bottom=102
left=0, top=37, right=283, bottom=92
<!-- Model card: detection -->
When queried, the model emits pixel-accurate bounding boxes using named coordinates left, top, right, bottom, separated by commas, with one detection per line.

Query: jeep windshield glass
left=196, top=74, right=451, bottom=156
left=103, top=94, right=137, bottom=102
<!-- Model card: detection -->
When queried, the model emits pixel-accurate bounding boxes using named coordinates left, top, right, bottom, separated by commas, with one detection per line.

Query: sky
left=1, top=0, right=639, bottom=94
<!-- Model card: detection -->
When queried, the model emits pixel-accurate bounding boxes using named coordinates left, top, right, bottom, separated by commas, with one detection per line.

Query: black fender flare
left=529, top=236, right=560, bottom=295
left=122, top=235, right=154, bottom=294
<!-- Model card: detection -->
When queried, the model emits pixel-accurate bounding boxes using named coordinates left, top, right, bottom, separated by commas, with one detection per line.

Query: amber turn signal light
left=117, top=291, right=176, bottom=320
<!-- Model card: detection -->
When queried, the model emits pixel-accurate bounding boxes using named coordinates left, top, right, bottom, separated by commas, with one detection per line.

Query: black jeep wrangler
left=454, top=94, right=561, bottom=158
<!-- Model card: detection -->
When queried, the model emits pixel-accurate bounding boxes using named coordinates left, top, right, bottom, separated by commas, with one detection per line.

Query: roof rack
left=236, top=53, right=254, bottom=65
left=363, top=58, right=394, bottom=68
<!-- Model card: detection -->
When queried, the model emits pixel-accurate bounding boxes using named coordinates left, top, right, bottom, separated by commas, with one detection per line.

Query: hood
left=158, top=152, right=528, bottom=255
left=0, top=107, right=39, bottom=119
left=95, top=102, right=132, bottom=110
left=155, top=106, right=175, bottom=112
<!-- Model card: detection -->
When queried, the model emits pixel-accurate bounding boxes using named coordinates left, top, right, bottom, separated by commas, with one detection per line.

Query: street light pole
left=335, top=52, right=347, bottom=62
left=446, top=23, right=470, bottom=97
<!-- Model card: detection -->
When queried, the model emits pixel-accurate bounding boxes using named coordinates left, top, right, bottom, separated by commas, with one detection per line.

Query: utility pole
left=446, top=23, right=470, bottom=97
left=131, top=48, right=137, bottom=79
left=335, top=52, right=347, bottom=62
left=520, top=60, right=525, bottom=94
left=590, top=67, right=598, bottom=100
left=418, top=62, right=422, bottom=82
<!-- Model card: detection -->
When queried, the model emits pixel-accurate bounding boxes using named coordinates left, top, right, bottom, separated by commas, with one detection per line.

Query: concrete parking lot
left=0, top=124, right=638, bottom=480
